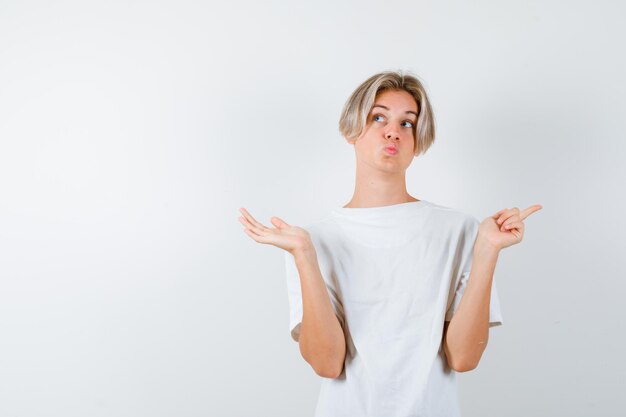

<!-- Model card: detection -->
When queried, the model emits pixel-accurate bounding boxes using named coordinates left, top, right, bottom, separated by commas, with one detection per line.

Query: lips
left=384, top=146, right=398, bottom=155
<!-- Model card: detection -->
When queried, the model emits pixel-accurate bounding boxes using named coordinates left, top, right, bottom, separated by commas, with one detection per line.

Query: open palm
left=238, top=207, right=311, bottom=254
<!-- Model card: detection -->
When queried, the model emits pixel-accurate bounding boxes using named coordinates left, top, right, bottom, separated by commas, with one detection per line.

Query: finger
left=509, top=223, right=524, bottom=239
left=239, top=207, right=262, bottom=226
left=492, top=208, right=508, bottom=219
left=520, top=204, right=543, bottom=220
left=502, top=222, right=524, bottom=241
left=497, top=208, right=518, bottom=225
left=239, top=207, right=270, bottom=232
left=504, top=221, right=524, bottom=231
left=242, top=226, right=272, bottom=244
left=239, top=215, right=270, bottom=236
left=242, top=226, right=260, bottom=239
left=501, top=214, right=520, bottom=228
left=238, top=216, right=257, bottom=233
left=271, top=216, right=289, bottom=229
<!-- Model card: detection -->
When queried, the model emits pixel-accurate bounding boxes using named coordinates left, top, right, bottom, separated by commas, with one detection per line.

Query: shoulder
left=303, top=213, right=336, bottom=235
left=301, top=213, right=341, bottom=247
left=423, top=201, right=480, bottom=231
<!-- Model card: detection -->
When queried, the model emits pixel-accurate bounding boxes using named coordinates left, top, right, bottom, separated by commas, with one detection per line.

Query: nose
left=385, top=128, right=400, bottom=141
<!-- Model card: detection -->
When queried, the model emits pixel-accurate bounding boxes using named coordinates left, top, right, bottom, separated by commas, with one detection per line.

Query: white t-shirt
left=284, top=200, right=503, bottom=417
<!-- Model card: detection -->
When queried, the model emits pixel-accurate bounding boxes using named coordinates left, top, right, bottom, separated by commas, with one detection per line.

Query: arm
left=236, top=208, right=347, bottom=377
left=443, top=238, right=500, bottom=372
left=443, top=204, right=542, bottom=372
left=293, top=244, right=346, bottom=378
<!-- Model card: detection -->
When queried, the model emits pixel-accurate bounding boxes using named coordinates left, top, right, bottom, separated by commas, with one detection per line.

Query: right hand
left=238, top=207, right=312, bottom=254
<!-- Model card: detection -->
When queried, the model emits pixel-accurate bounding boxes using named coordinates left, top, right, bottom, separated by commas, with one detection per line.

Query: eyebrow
left=371, top=104, right=418, bottom=119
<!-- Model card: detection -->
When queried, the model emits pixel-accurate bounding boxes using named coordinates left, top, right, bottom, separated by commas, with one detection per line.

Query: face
left=349, top=89, right=418, bottom=174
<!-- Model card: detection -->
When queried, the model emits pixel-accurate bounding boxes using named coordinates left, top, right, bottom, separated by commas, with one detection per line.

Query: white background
left=1, top=0, right=624, bottom=416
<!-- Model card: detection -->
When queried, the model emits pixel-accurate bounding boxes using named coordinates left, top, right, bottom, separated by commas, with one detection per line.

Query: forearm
left=293, top=245, right=346, bottom=378
left=443, top=239, right=500, bottom=371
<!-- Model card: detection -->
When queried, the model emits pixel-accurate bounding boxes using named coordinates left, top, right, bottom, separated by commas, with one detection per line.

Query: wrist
left=292, top=240, right=316, bottom=259
left=475, top=236, right=501, bottom=256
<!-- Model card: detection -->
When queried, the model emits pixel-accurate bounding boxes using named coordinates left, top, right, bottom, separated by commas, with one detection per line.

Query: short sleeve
left=284, top=250, right=345, bottom=342
left=444, top=216, right=504, bottom=328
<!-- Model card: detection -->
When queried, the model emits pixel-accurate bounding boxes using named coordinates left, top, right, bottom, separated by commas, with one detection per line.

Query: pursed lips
left=384, top=145, right=398, bottom=154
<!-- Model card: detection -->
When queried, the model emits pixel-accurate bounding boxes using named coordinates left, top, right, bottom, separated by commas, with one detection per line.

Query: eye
left=402, top=120, right=415, bottom=128
left=373, top=114, right=385, bottom=122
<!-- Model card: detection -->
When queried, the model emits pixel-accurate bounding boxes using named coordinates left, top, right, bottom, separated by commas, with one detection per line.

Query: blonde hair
left=338, top=70, right=436, bottom=156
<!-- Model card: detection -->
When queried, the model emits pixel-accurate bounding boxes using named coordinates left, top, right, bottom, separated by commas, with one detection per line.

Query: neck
left=343, top=166, right=417, bottom=208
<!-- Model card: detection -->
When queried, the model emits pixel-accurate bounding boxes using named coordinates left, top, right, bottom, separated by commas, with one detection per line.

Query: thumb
left=271, top=216, right=289, bottom=229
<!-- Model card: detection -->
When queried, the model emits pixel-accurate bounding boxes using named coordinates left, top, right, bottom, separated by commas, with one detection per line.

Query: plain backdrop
left=1, top=0, right=625, bottom=416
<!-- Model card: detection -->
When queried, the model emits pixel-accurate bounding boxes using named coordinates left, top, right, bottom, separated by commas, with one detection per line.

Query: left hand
left=478, top=204, right=543, bottom=250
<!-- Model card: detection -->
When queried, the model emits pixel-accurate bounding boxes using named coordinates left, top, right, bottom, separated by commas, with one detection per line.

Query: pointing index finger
left=520, top=204, right=543, bottom=220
